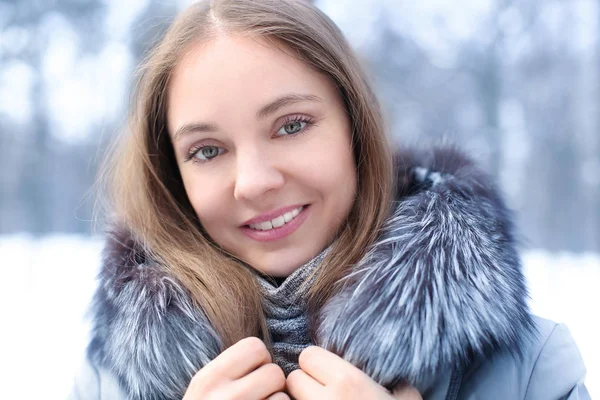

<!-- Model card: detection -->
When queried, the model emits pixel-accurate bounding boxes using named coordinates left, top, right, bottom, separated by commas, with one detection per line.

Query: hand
left=287, top=346, right=422, bottom=400
left=183, top=337, right=289, bottom=400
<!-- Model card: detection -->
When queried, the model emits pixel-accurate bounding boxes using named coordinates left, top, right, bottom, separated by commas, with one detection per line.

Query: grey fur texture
left=88, top=230, right=221, bottom=399
left=316, top=147, right=535, bottom=388
left=87, top=147, right=534, bottom=399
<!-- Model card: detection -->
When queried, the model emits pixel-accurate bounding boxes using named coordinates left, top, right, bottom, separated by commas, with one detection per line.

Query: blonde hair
left=101, top=0, right=393, bottom=348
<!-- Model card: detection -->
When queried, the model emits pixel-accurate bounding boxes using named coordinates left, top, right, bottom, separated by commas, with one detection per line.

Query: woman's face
left=167, top=35, right=357, bottom=277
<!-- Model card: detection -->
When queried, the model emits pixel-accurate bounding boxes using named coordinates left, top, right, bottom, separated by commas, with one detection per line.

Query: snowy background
left=1, top=0, right=598, bottom=398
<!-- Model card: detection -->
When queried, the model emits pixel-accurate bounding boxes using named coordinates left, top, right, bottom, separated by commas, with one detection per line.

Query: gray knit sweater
left=256, top=249, right=329, bottom=374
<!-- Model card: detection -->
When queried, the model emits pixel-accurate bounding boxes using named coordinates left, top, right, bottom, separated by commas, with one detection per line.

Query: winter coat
left=69, top=147, right=590, bottom=400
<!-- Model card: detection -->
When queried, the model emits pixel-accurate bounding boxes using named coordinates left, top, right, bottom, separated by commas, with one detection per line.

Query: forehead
left=167, top=34, right=340, bottom=129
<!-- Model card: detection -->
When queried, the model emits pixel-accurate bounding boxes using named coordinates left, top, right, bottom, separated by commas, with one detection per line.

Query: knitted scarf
left=256, top=249, right=329, bottom=374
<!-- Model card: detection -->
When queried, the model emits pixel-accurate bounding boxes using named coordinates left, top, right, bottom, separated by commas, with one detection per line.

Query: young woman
left=70, top=0, right=590, bottom=399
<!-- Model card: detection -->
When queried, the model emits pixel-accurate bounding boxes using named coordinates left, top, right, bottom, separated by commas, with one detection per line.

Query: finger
left=392, top=383, right=423, bottom=400
left=265, top=392, right=290, bottom=400
left=297, top=346, right=356, bottom=385
left=287, top=369, right=326, bottom=399
left=206, top=337, right=272, bottom=380
left=229, top=363, right=286, bottom=399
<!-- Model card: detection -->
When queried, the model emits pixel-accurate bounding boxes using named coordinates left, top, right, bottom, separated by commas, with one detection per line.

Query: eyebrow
left=256, top=93, right=323, bottom=120
left=172, top=93, right=323, bottom=142
left=173, top=122, right=218, bottom=142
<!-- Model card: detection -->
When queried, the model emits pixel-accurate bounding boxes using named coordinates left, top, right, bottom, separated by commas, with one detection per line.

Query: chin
left=255, top=261, right=302, bottom=278
left=248, top=250, right=315, bottom=278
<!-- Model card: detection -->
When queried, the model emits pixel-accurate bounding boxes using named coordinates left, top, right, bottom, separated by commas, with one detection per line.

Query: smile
left=241, top=205, right=310, bottom=242
left=248, top=206, right=304, bottom=231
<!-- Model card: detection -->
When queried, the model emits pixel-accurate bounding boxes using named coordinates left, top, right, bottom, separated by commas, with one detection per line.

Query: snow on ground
left=0, top=235, right=103, bottom=400
left=0, top=235, right=598, bottom=399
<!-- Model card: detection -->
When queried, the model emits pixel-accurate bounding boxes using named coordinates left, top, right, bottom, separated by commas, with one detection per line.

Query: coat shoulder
left=458, top=316, right=590, bottom=399
left=68, top=355, right=127, bottom=400
left=524, top=317, right=590, bottom=399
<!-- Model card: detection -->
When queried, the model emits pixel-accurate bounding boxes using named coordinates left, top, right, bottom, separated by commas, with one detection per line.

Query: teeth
left=259, top=221, right=273, bottom=230
left=272, top=216, right=285, bottom=228
left=248, top=206, right=303, bottom=231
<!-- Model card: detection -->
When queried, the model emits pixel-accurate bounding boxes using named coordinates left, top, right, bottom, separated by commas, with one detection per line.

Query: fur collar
left=87, top=147, right=534, bottom=399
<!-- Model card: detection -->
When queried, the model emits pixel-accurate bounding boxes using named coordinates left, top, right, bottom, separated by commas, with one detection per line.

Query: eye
left=275, top=120, right=308, bottom=136
left=186, top=145, right=225, bottom=163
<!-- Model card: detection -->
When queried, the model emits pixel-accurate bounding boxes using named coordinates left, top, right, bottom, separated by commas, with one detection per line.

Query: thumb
left=391, top=383, right=422, bottom=400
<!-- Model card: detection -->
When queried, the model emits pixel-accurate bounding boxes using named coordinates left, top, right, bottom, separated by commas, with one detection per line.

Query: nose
left=233, top=149, right=285, bottom=202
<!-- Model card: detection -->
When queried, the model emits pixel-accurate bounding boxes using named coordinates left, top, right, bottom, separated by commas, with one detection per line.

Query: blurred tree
left=130, top=1, right=176, bottom=61
left=0, top=0, right=105, bottom=234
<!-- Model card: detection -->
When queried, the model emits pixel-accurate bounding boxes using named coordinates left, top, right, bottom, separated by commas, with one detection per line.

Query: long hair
left=99, top=0, right=394, bottom=348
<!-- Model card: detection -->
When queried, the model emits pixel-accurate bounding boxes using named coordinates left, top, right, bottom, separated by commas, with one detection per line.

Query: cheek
left=331, top=136, right=358, bottom=216
left=331, top=148, right=358, bottom=209
left=180, top=168, right=228, bottom=229
left=306, top=131, right=357, bottom=207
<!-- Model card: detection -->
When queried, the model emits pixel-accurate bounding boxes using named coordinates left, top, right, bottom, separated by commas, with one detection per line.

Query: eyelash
left=184, top=115, right=316, bottom=164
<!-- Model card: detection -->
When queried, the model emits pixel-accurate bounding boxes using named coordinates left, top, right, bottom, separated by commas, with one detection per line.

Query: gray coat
left=69, top=147, right=590, bottom=399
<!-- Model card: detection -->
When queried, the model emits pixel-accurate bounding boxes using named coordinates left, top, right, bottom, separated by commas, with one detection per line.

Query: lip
left=240, top=205, right=309, bottom=242
left=241, top=204, right=306, bottom=226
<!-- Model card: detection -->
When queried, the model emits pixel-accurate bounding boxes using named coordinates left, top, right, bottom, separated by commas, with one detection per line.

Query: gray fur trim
left=316, top=147, right=534, bottom=388
left=88, top=228, right=221, bottom=400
